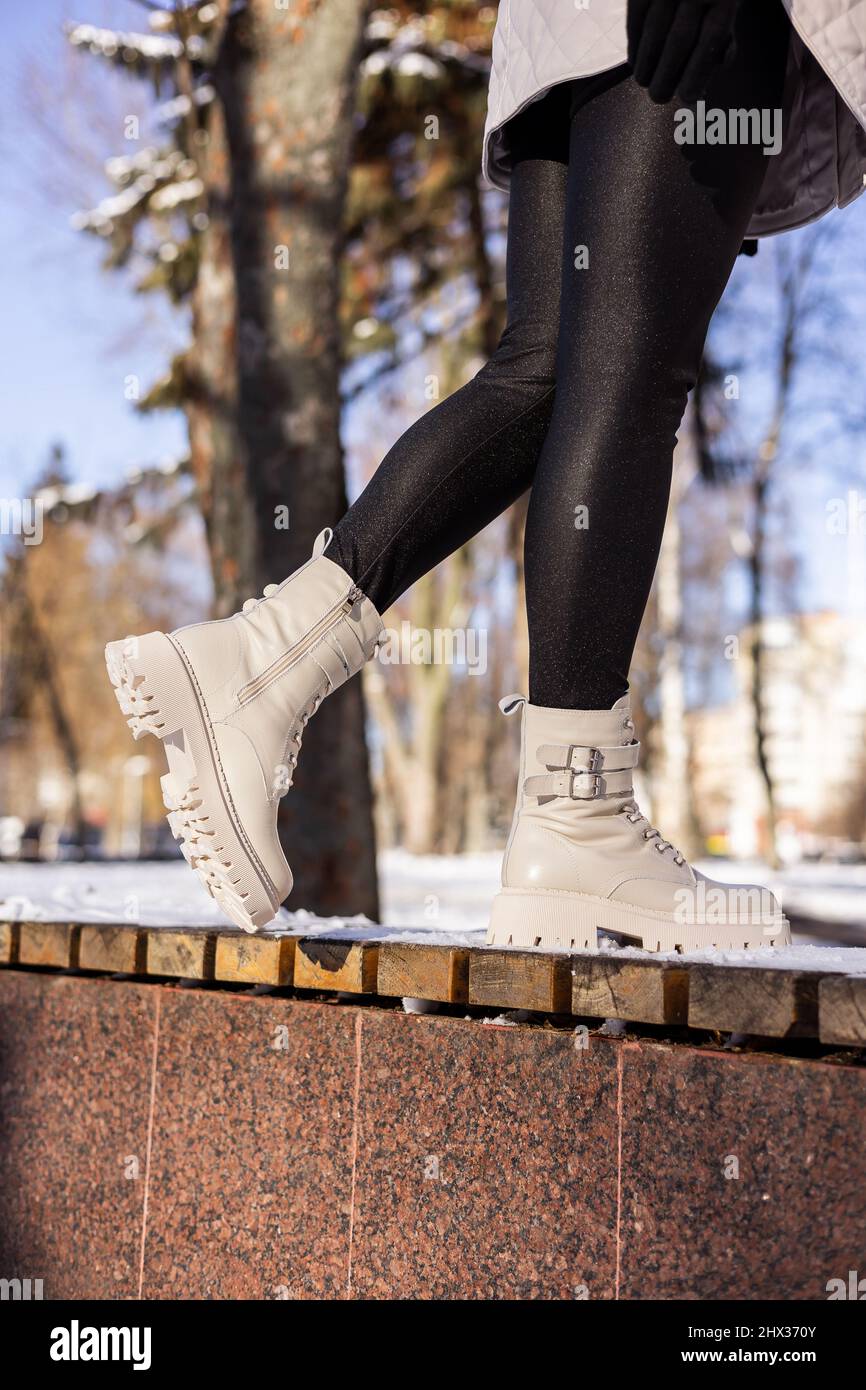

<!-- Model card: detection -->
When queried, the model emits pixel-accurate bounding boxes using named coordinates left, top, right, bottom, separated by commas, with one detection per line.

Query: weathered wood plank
left=293, top=938, right=378, bottom=994
left=18, top=922, right=80, bottom=969
left=0, top=920, right=15, bottom=965
left=469, top=949, right=571, bottom=1014
left=377, top=943, right=469, bottom=1004
left=215, top=933, right=295, bottom=986
left=572, top=956, right=689, bottom=1026
left=818, top=974, right=866, bottom=1047
left=688, top=964, right=820, bottom=1038
left=146, top=929, right=216, bottom=980
left=79, top=926, right=146, bottom=975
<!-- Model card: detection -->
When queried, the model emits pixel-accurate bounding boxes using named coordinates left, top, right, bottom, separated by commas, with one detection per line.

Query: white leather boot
left=105, top=530, right=383, bottom=932
left=488, top=695, right=790, bottom=953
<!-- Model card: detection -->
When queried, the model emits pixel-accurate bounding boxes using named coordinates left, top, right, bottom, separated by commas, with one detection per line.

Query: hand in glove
left=627, top=0, right=739, bottom=105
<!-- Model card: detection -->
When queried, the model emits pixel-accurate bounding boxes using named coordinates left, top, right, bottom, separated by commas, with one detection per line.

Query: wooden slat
left=818, top=975, right=866, bottom=1047
left=215, top=933, right=295, bottom=986
left=79, top=926, right=146, bottom=975
left=469, top=949, right=571, bottom=1014
left=377, top=943, right=469, bottom=1004
left=146, top=929, right=216, bottom=980
left=572, top=957, right=689, bottom=1026
left=293, top=938, right=378, bottom=994
left=0, top=921, right=15, bottom=965
left=688, top=964, right=820, bottom=1039
left=18, top=922, right=79, bottom=969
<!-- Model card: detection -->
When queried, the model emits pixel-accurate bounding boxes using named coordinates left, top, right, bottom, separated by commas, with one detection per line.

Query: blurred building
left=688, top=612, right=866, bottom=859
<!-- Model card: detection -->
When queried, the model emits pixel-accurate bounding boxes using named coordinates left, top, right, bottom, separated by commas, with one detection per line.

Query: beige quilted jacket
left=483, top=0, right=866, bottom=234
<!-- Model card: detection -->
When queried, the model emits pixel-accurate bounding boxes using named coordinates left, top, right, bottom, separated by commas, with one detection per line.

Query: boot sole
left=105, top=632, right=282, bottom=933
left=487, top=888, right=791, bottom=953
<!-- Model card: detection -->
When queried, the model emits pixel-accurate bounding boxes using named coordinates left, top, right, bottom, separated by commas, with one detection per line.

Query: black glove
left=627, top=0, right=739, bottom=105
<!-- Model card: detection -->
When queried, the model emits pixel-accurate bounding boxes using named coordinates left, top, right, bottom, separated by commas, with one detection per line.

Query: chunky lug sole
left=487, top=887, right=791, bottom=953
left=105, top=631, right=282, bottom=933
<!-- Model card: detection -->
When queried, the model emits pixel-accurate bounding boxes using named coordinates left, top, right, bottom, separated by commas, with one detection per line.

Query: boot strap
left=524, top=767, right=635, bottom=800
left=536, top=740, right=640, bottom=773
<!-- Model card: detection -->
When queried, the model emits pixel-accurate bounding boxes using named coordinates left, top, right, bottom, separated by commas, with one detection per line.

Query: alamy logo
left=376, top=621, right=487, bottom=675
left=826, top=1270, right=866, bottom=1300
left=0, top=497, right=43, bottom=544
left=0, top=1277, right=43, bottom=1299
left=674, top=102, right=782, bottom=157
left=673, top=882, right=783, bottom=932
left=50, top=1321, right=152, bottom=1371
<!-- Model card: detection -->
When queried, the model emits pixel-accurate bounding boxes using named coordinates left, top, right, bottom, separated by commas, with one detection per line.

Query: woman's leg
left=327, top=87, right=574, bottom=613
left=489, top=4, right=795, bottom=957
left=525, top=0, right=790, bottom=709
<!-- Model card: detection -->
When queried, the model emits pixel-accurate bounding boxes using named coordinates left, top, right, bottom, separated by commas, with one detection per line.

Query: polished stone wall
left=0, top=971, right=862, bottom=1300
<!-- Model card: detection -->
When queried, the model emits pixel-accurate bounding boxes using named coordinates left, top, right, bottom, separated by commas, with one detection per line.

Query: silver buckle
left=568, top=770, right=604, bottom=800
left=568, top=745, right=602, bottom=772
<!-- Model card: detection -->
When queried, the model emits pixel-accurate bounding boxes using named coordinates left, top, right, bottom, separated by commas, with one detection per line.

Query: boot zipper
left=237, top=587, right=362, bottom=706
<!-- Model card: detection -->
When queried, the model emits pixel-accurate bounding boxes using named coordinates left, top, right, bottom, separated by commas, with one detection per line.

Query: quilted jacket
left=483, top=0, right=866, bottom=235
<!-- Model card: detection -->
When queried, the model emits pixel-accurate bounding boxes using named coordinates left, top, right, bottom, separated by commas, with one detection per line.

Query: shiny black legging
left=329, top=0, right=790, bottom=708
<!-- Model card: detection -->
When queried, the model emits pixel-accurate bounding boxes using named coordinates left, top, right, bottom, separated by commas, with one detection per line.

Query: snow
left=154, top=85, right=216, bottom=124
left=35, top=482, right=97, bottom=510
left=71, top=151, right=201, bottom=235
left=67, top=24, right=205, bottom=62
left=0, top=850, right=865, bottom=974
left=149, top=178, right=205, bottom=212
left=104, top=149, right=187, bottom=183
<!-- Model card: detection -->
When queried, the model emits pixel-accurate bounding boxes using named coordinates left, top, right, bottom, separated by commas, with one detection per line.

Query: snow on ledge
left=0, top=856, right=864, bottom=975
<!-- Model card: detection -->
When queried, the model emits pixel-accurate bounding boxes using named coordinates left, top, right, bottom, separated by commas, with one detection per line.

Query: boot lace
left=275, top=689, right=328, bottom=798
left=621, top=802, right=685, bottom=865
left=617, top=714, right=685, bottom=865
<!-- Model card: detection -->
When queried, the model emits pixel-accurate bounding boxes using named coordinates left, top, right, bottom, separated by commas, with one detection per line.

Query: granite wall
left=0, top=971, right=862, bottom=1300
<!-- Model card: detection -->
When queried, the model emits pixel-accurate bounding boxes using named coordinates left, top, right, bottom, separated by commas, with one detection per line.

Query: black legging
left=329, top=0, right=790, bottom=708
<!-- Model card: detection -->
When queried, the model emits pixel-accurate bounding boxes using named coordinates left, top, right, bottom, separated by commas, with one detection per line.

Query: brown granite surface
left=349, top=1009, right=619, bottom=1299
left=142, top=989, right=358, bottom=1300
left=618, top=1043, right=866, bottom=1301
left=1, top=970, right=864, bottom=1300
left=0, top=971, right=154, bottom=1298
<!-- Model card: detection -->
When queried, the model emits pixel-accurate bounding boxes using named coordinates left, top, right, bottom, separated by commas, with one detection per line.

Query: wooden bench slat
left=294, top=938, right=378, bottom=994
left=18, top=923, right=80, bottom=969
left=469, top=949, right=572, bottom=1014
left=146, top=929, right=216, bottom=980
left=79, top=926, right=146, bottom=975
left=377, top=943, right=469, bottom=1003
left=0, top=921, right=15, bottom=965
left=572, top=957, right=689, bottom=1025
left=215, top=933, right=295, bottom=986
left=818, top=974, right=866, bottom=1046
left=688, top=964, right=821, bottom=1038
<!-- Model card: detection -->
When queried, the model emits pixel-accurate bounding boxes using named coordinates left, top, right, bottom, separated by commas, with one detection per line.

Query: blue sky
left=0, top=0, right=188, bottom=497
left=2, top=0, right=864, bottom=621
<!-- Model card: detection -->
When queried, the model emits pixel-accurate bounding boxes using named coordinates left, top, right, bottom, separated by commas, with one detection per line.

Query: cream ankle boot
left=106, top=530, right=383, bottom=932
left=488, top=695, right=790, bottom=953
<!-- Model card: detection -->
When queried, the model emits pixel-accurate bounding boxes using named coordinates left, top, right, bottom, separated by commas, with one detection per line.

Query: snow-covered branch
left=67, top=22, right=206, bottom=67
left=363, top=9, right=491, bottom=81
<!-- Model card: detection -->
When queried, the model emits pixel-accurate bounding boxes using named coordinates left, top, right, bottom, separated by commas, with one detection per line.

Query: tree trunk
left=19, top=573, right=88, bottom=852
left=750, top=469, right=780, bottom=868
left=366, top=557, right=465, bottom=855
left=205, top=0, right=379, bottom=917
left=187, top=88, right=255, bottom=615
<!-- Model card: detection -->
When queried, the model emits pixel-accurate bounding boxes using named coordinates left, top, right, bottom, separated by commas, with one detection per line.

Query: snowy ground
left=1, top=849, right=865, bottom=974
